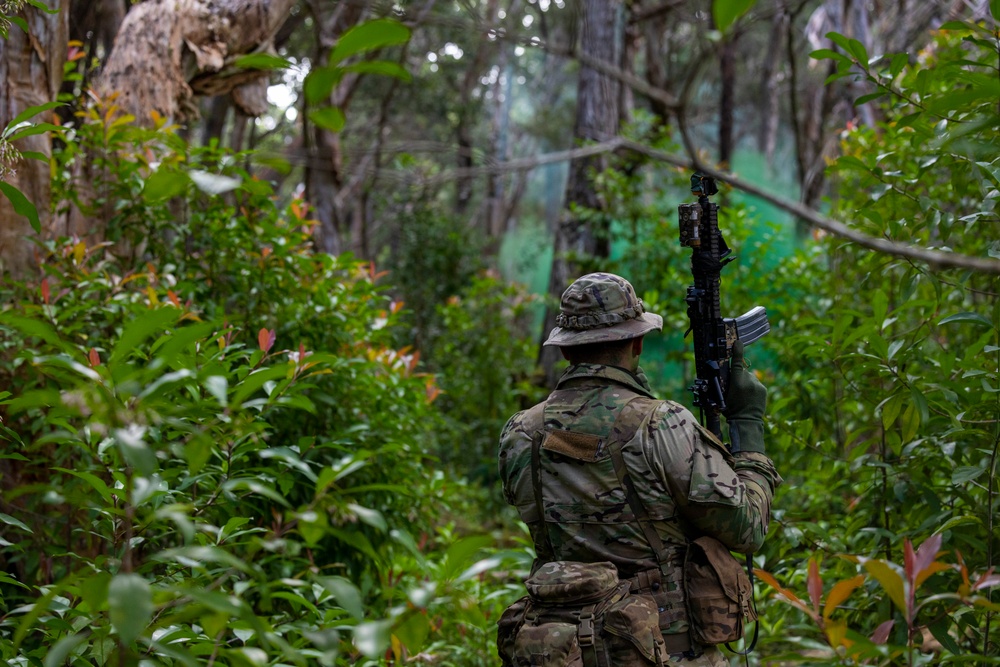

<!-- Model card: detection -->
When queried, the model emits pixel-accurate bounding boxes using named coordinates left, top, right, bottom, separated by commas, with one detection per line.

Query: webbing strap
left=530, top=430, right=554, bottom=560
left=607, top=396, right=670, bottom=563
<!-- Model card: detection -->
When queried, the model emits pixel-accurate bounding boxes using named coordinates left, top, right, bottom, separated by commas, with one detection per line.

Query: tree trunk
left=757, top=0, right=787, bottom=165
left=718, top=33, right=736, bottom=168
left=304, top=0, right=367, bottom=257
left=0, top=0, right=70, bottom=278
left=539, top=0, right=623, bottom=386
left=95, top=0, right=296, bottom=124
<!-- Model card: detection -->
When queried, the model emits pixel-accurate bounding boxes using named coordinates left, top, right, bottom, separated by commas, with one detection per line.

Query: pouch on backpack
left=603, top=593, right=666, bottom=666
left=498, top=595, right=529, bottom=667
left=513, top=622, right=584, bottom=667
left=499, top=561, right=663, bottom=667
left=684, top=536, right=756, bottom=645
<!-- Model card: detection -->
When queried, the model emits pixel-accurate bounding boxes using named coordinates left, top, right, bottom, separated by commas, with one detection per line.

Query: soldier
left=498, top=272, right=781, bottom=666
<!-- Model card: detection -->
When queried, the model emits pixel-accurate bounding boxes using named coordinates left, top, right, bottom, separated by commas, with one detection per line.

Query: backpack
left=497, top=560, right=666, bottom=667
left=497, top=394, right=757, bottom=665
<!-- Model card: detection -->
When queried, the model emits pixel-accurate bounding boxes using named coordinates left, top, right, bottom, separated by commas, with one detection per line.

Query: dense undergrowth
left=0, top=98, right=537, bottom=666
left=2, top=14, right=1000, bottom=667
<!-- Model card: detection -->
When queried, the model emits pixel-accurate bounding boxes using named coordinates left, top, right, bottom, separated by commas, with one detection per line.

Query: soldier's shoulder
left=500, top=402, right=545, bottom=440
left=644, top=399, right=698, bottom=431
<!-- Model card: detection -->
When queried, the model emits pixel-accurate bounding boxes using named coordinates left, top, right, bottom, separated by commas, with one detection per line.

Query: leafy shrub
left=0, top=99, right=532, bottom=665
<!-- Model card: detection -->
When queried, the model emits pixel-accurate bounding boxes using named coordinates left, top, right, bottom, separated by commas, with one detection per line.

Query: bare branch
left=336, top=136, right=1000, bottom=275
left=616, top=138, right=1000, bottom=275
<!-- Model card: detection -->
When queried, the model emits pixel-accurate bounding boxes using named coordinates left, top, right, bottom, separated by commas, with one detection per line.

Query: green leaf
left=889, top=53, right=909, bottom=77
left=928, top=617, right=962, bottom=655
left=154, top=545, right=252, bottom=572
left=952, top=466, right=985, bottom=484
left=881, top=393, right=904, bottom=430
left=712, top=0, right=755, bottom=33
left=233, top=53, right=292, bottom=70
left=869, top=333, right=889, bottom=359
left=343, top=60, right=412, bottom=82
left=0, top=181, right=41, bottom=233
left=231, top=365, right=290, bottom=406
left=184, top=433, right=215, bottom=475
left=44, top=633, right=88, bottom=667
left=143, top=168, right=189, bottom=202
left=7, top=101, right=62, bottom=130
left=303, top=66, right=342, bottom=105
left=317, top=576, right=364, bottom=620
left=309, top=107, right=346, bottom=133
left=353, top=619, right=393, bottom=659
left=13, top=574, right=77, bottom=649
left=23, top=0, right=59, bottom=14
left=827, top=32, right=867, bottom=63
left=393, top=612, right=430, bottom=654
left=939, top=311, right=993, bottom=327
left=330, top=19, right=411, bottom=65
left=441, top=535, right=492, bottom=580
left=8, top=16, right=28, bottom=34
left=935, top=514, right=982, bottom=533
left=110, top=307, right=178, bottom=366
left=328, top=527, right=381, bottom=563
left=114, top=425, right=157, bottom=476
left=810, top=48, right=850, bottom=64
left=108, top=574, right=153, bottom=645
left=901, top=401, right=919, bottom=443
left=0, top=512, right=33, bottom=533
left=855, top=91, right=886, bottom=105
left=204, top=375, right=228, bottom=407
left=346, top=503, right=387, bottom=531
left=52, top=467, right=114, bottom=504
left=991, top=0, right=1000, bottom=21
left=872, top=289, right=888, bottom=325
left=222, top=478, right=291, bottom=507
left=6, top=122, right=62, bottom=142
left=909, top=386, right=929, bottom=425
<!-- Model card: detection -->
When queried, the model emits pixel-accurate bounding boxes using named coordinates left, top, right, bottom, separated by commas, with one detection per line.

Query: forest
left=1, top=0, right=1000, bottom=664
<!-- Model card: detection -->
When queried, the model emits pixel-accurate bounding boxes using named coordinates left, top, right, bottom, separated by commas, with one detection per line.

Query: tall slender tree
left=539, top=0, right=624, bottom=384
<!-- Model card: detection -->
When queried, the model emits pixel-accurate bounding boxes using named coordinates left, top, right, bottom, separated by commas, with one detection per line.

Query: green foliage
left=0, top=100, right=63, bottom=231
left=0, top=98, right=533, bottom=665
left=752, top=21, right=1000, bottom=663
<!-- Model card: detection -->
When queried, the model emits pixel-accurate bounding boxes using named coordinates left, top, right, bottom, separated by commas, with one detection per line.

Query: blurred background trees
left=2, top=0, right=1000, bottom=664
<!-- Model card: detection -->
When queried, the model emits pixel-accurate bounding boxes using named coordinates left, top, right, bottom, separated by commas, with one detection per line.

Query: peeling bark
left=96, top=0, right=296, bottom=125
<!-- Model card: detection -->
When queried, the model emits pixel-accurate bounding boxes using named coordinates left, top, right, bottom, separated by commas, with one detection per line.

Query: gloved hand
left=723, top=341, right=767, bottom=454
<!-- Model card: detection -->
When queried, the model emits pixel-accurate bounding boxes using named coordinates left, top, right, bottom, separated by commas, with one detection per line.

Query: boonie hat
left=543, top=272, right=663, bottom=347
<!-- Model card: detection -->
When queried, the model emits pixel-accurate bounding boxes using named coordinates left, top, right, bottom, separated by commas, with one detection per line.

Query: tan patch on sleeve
left=542, top=430, right=603, bottom=461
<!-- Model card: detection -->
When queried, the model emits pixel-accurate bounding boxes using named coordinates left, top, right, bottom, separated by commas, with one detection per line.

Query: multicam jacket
left=498, top=363, right=782, bottom=637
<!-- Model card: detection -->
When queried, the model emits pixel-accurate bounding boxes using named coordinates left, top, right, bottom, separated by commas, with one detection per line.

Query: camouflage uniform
left=498, top=273, right=781, bottom=666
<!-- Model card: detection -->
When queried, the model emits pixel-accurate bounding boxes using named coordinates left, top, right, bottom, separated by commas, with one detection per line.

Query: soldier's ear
left=632, top=336, right=644, bottom=357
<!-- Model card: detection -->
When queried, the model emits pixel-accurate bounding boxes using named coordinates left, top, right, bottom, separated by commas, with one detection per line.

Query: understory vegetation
left=2, top=10, right=1000, bottom=667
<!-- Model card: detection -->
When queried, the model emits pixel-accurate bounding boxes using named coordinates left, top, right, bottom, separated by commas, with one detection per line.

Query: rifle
left=678, top=171, right=770, bottom=655
left=677, top=171, right=770, bottom=441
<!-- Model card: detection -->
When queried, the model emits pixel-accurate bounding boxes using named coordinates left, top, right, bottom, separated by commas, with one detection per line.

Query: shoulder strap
left=607, top=396, right=671, bottom=566
left=530, top=427, right=554, bottom=560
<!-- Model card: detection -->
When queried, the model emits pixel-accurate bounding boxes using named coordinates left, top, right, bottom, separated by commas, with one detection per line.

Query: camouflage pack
left=497, top=560, right=666, bottom=667
left=684, top=536, right=757, bottom=646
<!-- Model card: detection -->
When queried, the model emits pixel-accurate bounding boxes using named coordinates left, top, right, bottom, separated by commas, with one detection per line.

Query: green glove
left=723, top=341, right=767, bottom=454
